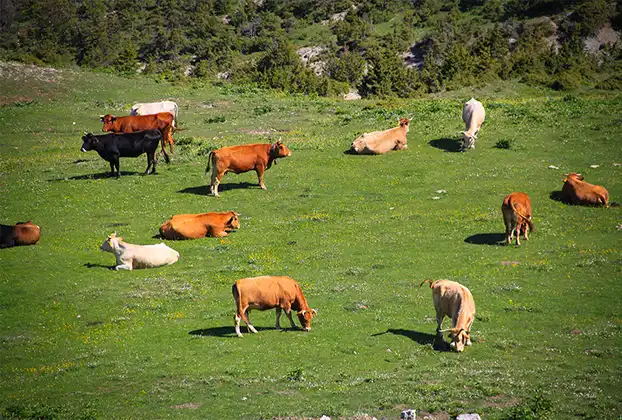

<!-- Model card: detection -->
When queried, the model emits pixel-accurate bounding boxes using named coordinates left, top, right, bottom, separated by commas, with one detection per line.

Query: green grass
left=1, top=62, right=621, bottom=419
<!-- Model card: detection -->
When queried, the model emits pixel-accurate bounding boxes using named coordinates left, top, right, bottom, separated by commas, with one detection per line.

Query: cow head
left=398, top=118, right=411, bottom=131
left=226, top=212, right=241, bottom=230
left=100, top=114, right=117, bottom=131
left=270, top=140, right=292, bottom=160
left=81, top=133, right=98, bottom=152
left=564, top=172, right=584, bottom=183
left=462, top=131, right=476, bottom=149
left=448, top=327, right=471, bottom=352
left=100, top=233, right=122, bottom=253
left=296, top=308, right=318, bottom=331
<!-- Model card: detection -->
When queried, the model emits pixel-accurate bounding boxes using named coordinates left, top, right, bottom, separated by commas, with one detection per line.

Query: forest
left=0, top=0, right=621, bottom=96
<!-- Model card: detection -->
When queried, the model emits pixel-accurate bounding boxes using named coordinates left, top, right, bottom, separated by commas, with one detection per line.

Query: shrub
left=494, top=139, right=514, bottom=149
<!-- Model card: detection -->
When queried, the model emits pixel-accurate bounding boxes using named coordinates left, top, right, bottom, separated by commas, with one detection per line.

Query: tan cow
left=349, top=118, right=410, bottom=155
left=205, top=140, right=292, bottom=197
left=462, top=98, right=485, bottom=150
left=100, top=233, right=179, bottom=270
left=502, top=192, right=534, bottom=246
left=232, top=275, right=317, bottom=337
left=420, top=279, right=475, bottom=352
left=562, top=172, right=609, bottom=207
left=159, top=211, right=240, bottom=239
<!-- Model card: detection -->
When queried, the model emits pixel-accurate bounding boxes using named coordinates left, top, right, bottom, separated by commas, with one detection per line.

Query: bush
left=550, top=71, right=582, bottom=90
left=494, top=139, right=514, bottom=149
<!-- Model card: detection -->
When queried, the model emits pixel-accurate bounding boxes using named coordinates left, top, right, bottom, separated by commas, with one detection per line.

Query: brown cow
left=562, top=172, right=609, bottom=207
left=159, top=211, right=240, bottom=239
left=420, top=279, right=475, bottom=352
left=502, top=192, right=534, bottom=246
left=205, top=140, right=292, bottom=197
left=0, top=221, right=41, bottom=248
left=101, top=112, right=175, bottom=153
left=232, top=275, right=317, bottom=337
left=349, top=118, right=410, bottom=155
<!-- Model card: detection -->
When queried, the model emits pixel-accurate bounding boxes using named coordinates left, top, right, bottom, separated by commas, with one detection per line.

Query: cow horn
left=312, top=308, right=318, bottom=315
left=300, top=310, right=306, bottom=316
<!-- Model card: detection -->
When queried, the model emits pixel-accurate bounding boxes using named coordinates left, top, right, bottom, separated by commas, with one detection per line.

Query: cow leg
left=514, top=225, right=521, bottom=246
left=211, top=170, right=224, bottom=197
left=255, top=165, right=266, bottom=190
left=109, top=161, right=115, bottom=176
left=111, top=155, right=120, bottom=178
left=275, top=307, right=282, bottom=329
left=115, top=258, right=133, bottom=270
left=435, top=311, right=445, bottom=335
left=234, top=313, right=243, bottom=337
left=285, top=310, right=297, bottom=329
left=522, top=222, right=529, bottom=241
left=245, top=309, right=258, bottom=334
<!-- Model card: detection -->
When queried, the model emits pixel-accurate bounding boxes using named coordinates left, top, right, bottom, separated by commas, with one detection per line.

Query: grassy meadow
left=0, top=62, right=621, bottom=419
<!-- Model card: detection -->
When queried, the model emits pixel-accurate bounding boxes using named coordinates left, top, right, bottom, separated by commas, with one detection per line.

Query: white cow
left=461, top=98, right=485, bottom=150
left=130, top=101, right=179, bottom=127
left=100, top=233, right=179, bottom=270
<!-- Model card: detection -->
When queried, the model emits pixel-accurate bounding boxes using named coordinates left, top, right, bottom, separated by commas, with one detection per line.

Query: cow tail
left=419, top=279, right=434, bottom=288
left=205, top=152, right=213, bottom=174
left=232, top=283, right=240, bottom=303
left=160, top=133, right=170, bottom=164
left=511, top=201, right=534, bottom=232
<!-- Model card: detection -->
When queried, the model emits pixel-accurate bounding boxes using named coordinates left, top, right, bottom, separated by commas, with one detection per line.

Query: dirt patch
left=239, top=128, right=277, bottom=135
left=483, top=394, right=521, bottom=409
left=170, top=403, right=201, bottom=409
left=0, top=95, right=35, bottom=107
left=0, top=61, right=65, bottom=84
left=418, top=411, right=451, bottom=420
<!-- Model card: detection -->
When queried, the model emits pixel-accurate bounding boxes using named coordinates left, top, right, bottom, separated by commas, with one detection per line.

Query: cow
left=159, top=211, right=240, bottom=240
left=130, top=101, right=179, bottom=127
left=232, top=275, right=317, bottom=337
left=205, top=140, right=292, bottom=197
left=100, top=233, right=179, bottom=270
left=502, top=192, right=534, bottom=246
left=80, top=130, right=168, bottom=178
left=349, top=118, right=411, bottom=155
left=461, top=98, right=485, bottom=150
left=0, top=221, right=41, bottom=248
left=100, top=112, right=175, bottom=153
left=420, top=279, right=475, bottom=352
left=562, top=172, right=609, bottom=207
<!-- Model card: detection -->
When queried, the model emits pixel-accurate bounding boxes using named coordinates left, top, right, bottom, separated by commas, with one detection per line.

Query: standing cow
left=349, top=118, right=411, bottom=155
left=101, top=112, right=175, bottom=153
left=461, top=98, right=485, bottom=150
left=561, top=172, right=609, bottom=207
left=130, top=101, right=178, bottom=127
left=502, top=192, right=534, bottom=246
left=205, top=140, right=292, bottom=197
left=0, top=221, right=41, bottom=248
left=420, top=279, right=475, bottom=352
left=232, top=275, right=317, bottom=337
left=80, top=130, right=168, bottom=177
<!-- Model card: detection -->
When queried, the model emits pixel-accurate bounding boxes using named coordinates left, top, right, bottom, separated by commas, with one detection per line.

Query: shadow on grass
left=429, top=138, right=463, bottom=153
left=464, top=233, right=506, bottom=246
left=49, top=171, right=140, bottom=181
left=178, top=182, right=257, bottom=196
left=189, top=326, right=299, bottom=338
left=83, top=262, right=114, bottom=270
left=373, top=328, right=450, bottom=351
left=550, top=190, right=567, bottom=203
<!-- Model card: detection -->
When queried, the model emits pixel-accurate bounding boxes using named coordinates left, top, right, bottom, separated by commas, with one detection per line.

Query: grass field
left=0, top=62, right=621, bottom=419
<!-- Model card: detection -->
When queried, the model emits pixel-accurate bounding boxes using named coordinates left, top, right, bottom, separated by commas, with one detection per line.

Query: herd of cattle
left=2, top=98, right=614, bottom=351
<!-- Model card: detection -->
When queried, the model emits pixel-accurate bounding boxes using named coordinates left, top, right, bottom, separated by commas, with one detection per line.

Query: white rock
left=590, top=164, right=600, bottom=168
left=456, top=415, right=481, bottom=420
left=436, top=189, right=446, bottom=194
left=548, top=165, right=559, bottom=169
left=432, top=196, right=440, bottom=200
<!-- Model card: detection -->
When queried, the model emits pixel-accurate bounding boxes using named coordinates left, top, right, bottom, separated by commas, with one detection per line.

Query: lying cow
left=349, top=118, right=411, bottom=155
left=80, top=130, right=168, bottom=177
left=0, top=221, right=41, bottom=248
left=232, top=275, right=317, bottom=337
left=502, top=192, right=534, bottom=246
left=159, top=211, right=240, bottom=239
left=101, top=112, right=175, bottom=153
left=130, top=101, right=178, bottom=127
left=420, top=279, right=475, bottom=352
left=461, top=98, right=485, bottom=150
left=205, top=140, right=292, bottom=197
left=100, top=233, right=179, bottom=270
left=562, top=172, right=609, bottom=207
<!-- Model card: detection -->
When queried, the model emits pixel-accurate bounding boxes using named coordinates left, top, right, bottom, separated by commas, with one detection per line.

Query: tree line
left=0, top=0, right=620, bottom=96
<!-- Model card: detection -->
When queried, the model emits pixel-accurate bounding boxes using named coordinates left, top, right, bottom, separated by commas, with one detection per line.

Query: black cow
left=80, top=130, right=169, bottom=177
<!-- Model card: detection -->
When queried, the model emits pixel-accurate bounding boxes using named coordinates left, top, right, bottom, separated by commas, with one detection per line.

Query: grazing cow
left=502, top=192, right=534, bottom=246
left=461, top=98, right=485, bottom=150
left=562, top=172, right=609, bottom=207
left=100, top=233, right=179, bottom=270
left=349, top=118, right=411, bottom=155
left=101, top=112, right=175, bottom=153
left=420, top=279, right=475, bottom=352
left=130, top=101, right=179, bottom=127
left=232, top=275, right=317, bottom=337
left=205, top=140, right=292, bottom=197
left=159, top=211, right=240, bottom=239
left=80, top=130, right=168, bottom=177
left=0, top=221, right=40, bottom=248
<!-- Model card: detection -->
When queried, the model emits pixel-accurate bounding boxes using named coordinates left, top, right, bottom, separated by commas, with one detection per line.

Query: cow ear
left=111, top=116, right=117, bottom=122
left=312, top=308, right=318, bottom=315
left=227, top=215, right=236, bottom=225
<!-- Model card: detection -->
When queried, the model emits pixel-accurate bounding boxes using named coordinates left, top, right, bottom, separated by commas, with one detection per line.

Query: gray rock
left=456, top=414, right=481, bottom=420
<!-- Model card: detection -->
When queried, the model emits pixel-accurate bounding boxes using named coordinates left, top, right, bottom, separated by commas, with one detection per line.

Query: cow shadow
left=464, top=233, right=506, bottom=246
left=178, top=182, right=257, bottom=196
left=189, top=326, right=285, bottom=338
left=429, top=138, right=463, bottom=153
left=83, top=262, right=115, bottom=270
left=550, top=190, right=567, bottom=203
left=373, top=328, right=450, bottom=351
left=49, top=171, right=140, bottom=181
